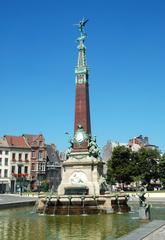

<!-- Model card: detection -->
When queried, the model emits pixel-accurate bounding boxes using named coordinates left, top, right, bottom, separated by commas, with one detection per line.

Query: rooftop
left=5, top=135, right=30, bottom=149
left=0, top=137, right=9, bottom=148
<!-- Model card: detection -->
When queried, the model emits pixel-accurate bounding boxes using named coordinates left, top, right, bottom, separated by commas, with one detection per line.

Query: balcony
left=12, top=159, right=16, bottom=162
left=12, top=173, right=29, bottom=177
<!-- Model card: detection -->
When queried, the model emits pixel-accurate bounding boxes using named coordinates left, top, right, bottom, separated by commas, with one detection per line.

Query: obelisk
left=58, top=19, right=103, bottom=196
left=72, top=18, right=91, bottom=153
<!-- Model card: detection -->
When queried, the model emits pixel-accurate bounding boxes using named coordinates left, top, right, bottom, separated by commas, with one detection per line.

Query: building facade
left=129, top=135, right=159, bottom=151
left=23, top=134, right=47, bottom=190
left=0, top=134, right=60, bottom=193
left=5, top=135, right=31, bottom=193
left=0, top=137, right=10, bottom=193
left=46, top=144, right=61, bottom=191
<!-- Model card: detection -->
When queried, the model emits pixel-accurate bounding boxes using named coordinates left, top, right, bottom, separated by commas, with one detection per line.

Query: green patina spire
left=75, top=18, right=89, bottom=84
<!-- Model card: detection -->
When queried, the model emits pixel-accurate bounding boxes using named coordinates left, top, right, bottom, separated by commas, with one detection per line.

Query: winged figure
left=75, top=18, right=88, bottom=34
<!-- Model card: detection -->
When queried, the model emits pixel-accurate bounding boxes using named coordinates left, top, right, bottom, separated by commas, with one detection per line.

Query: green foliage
left=106, top=145, right=161, bottom=188
left=40, top=180, right=49, bottom=192
left=106, top=160, right=116, bottom=185
left=109, top=146, right=132, bottom=187
left=138, top=147, right=160, bottom=184
left=159, top=154, right=165, bottom=185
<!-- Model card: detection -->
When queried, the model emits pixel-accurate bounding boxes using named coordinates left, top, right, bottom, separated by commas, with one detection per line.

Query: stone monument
left=58, top=19, right=103, bottom=196
left=37, top=20, right=130, bottom=215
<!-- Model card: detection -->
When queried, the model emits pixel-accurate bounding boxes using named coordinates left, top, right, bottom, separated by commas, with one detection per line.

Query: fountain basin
left=37, top=193, right=130, bottom=215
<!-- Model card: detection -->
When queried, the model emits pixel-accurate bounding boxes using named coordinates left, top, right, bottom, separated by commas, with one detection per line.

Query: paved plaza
left=118, top=220, right=165, bottom=240
left=0, top=193, right=37, bottom=208
left=143, top=224, right=165, bottom=240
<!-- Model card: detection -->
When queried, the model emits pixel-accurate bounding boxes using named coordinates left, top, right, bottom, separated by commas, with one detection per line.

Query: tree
left=109, top=145, right=132, bottom=189
left=106, top=159, right=116, bottom=185
left=129, top=151, right=142, bottom=189
left=138, top=147, right=160, bottom=185
left=106, top=144, right=161, bottom=190
left=159, top=154, right=165, bottom=186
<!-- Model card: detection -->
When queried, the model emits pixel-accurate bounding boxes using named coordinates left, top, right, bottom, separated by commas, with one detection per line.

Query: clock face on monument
left=76, top=132, right=84, bottom=143
left=75, top=128, right=87, bottom=144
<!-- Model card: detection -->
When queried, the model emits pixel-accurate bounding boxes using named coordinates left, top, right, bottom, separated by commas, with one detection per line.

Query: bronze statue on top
left=75, top=18, right=88, bottom=35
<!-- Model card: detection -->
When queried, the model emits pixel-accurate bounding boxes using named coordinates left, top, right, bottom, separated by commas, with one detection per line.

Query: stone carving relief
left=70, top=171, right=87, bottom=184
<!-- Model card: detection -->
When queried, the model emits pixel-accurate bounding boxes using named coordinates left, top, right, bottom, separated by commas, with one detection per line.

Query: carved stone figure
left=70, top=171, right=87, bottom=185
left=88, top=136, right=100, bottom=158
left=65, top=139, right=73, bottom=159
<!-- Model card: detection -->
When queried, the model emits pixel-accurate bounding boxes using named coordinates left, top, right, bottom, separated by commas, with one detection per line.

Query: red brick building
left=23, top=134, right=47, bottom=189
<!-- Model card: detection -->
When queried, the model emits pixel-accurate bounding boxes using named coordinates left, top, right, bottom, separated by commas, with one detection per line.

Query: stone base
left=37, top=194, right=130, bottom=215
left=58, top=154, right=103, bottom=196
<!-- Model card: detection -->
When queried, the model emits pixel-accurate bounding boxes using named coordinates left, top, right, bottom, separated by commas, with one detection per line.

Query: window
left=38, top=162, right=45, bottom=171
left=0, top=169, right=1, bottom=177
left=38, top=151, right=42, bottom=160
left=12, top=153, right=16, bottom=160
left=31, top=163, right=35, bottom=170
left=39, top=141, right=43, bottom=147
left=12, top=166, right=15, bottom=173
left=4, top=169, right=8, bottom=178
left=25, top=166, right=28, bottom=174
left=19, top=153, right=22, bottom=161
left=25, top=153, right=28, bottom=161
left=32, top=151, right=36, bottom=158
left=38, top=163, right=41, bottom=171
left=18, top=166, right=22, bottom=174
left=0, top=158, right=2, bottom=165
left=5, top=151, right=9, bottom=155
left=0, top=150, right=2, bottom=154
left=5, top=158, right=8, bottom=166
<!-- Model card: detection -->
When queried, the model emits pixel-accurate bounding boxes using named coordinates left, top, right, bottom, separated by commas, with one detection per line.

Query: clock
left=74, top=127, right=87, bottom=144
left=75, top=131, right=84, bottom=143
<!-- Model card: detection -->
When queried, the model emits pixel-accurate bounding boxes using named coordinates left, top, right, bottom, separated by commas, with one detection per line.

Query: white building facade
left=0, top=137, right=11, bottom=192
left=10, top=148, right=31, bottom=193
left=0, top=136, right=32, bottom=193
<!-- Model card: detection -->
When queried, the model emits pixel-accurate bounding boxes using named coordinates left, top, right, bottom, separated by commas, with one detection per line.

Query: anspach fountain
left=37, top=18, right=130, bottom=215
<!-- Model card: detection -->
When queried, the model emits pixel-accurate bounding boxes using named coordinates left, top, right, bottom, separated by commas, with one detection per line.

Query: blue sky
left=0, top=0, right=164, bottom=152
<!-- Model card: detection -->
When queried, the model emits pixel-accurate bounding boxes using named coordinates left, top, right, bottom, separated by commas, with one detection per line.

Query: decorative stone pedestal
left=37, top=193, right=130, bottom=215
left=58, top=152, right=103, bottom=196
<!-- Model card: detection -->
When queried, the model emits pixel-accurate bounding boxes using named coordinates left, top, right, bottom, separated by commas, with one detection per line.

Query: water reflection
left=0, top=204, right=164, bottom=240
